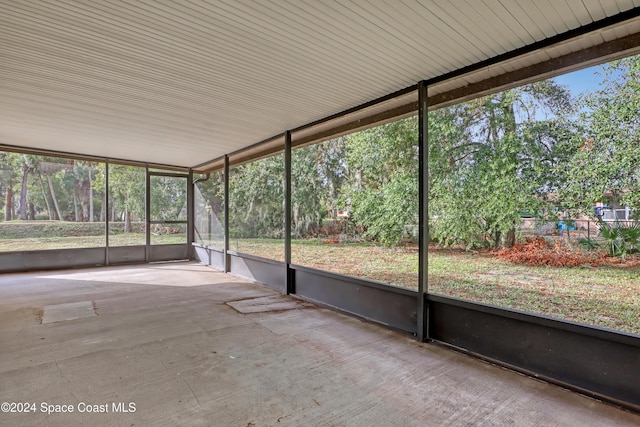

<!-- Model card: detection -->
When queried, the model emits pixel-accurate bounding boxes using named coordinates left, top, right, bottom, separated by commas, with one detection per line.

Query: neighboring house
left=593, top=190, right=637, bottom=221
left=596, top=204, right=636, bottom=222
left=521, top=192, right=637, bottom=236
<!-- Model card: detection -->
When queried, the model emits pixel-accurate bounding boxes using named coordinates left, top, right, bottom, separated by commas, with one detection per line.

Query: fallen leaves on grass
left=495, top=236, right=608, bottom=267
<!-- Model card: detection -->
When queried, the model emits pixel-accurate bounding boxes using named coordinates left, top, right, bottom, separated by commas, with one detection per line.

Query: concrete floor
left=0, top=262, right=638, bottom=426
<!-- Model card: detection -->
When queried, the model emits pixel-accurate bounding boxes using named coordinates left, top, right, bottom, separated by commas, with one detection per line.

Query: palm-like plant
left=599, top=221, right=621, bottom=257
left=620, top=223, right=640, bottom=253
left=598, top=220, right=640, bottom=258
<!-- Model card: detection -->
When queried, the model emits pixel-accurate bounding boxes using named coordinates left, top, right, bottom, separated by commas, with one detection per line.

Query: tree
left=289, top=140, right=351, bottom=238
left=291, top=145, right=324, bottom=237
left=558, top=54, right=640, bottom=216
left=17, top=155, right=40, bottom=220
left=194, top=171, right=225, bottom=243
left=38, top=158, right=65, bottom=220
left=35, top=172, right=53, bottom=220
left=88, top=162, right=94, bottom=222
left=229, top=155, right=284, bottom=238
left=70, top=160, right=97, bottom=222
left=429, top=80, right=575, bottom=248
left=150, top=175, right=187, bottom=221
left=0, top=152, right=22, bottom=221
left=105, top=165, right=145, bottom=232
left=315, top=137, right=348, bottom=220
left=340, top=117, right=419, bottom=246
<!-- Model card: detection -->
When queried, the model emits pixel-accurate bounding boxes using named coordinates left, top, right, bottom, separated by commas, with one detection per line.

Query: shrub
left=599, top=221, right=640, bottom=258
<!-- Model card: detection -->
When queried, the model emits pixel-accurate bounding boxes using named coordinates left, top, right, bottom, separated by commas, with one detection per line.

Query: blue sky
left=515, top=64, right=609, bottom=123
left=540, top=63, right=614, bottom=121
left=555, top=65, right=602, bottom=96
left=553, top=65, right=606, bottom=97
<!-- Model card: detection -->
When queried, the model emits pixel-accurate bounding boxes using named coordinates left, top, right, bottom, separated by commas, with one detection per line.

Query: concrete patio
left=0, top=262, right=638, bottom=426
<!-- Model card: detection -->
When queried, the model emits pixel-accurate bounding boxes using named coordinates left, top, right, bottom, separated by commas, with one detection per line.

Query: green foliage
left=195, top=171, right=224, bottom=217
left=226, top=118, right=418, bottom=247
left=212, top=57, right=640, bottom=250
left=558, top=55, right=640, bottom=217
left=229, top=154, right=284, bottom=239
left=0, top=154, right=186, bottom=235
left=578, top=237, right=599, bottom=251
left=0, top=155, right=106, bottom=222
left=104, top=164, right=146, bottom=230
left=1, top=54, right=640, bottom=254
left=342, top=117, right=418, bottom=246
left=228, top=139, right=349, bottom=242
left=150, top=175, right=187, bottom=221
left=194, top=171, right=225, bottom=244
left=290, top=145, right=324, bottom=237
left=349, top=172, right=417, bottom=246
left=429, top=80, right=574, bottom=248
left=599, top=221, right=640, bottom=258
left=0, top=221, right=106, bottom=239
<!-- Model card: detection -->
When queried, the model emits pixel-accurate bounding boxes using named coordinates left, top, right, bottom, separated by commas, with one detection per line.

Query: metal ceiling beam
left=0, top=143, right=189, bottom=172
left=425, top=6, right=640, bottom=88
left=194, top=24, right=640, bottom=171
left=291, top=102, right=418, bottom=149
left=193, top=15, right=640, bottom=172
left=429, top=31, right=640, bottom=110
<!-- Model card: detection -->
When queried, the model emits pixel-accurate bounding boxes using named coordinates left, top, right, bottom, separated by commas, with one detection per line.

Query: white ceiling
left=1, top=0, right=639, bottom=168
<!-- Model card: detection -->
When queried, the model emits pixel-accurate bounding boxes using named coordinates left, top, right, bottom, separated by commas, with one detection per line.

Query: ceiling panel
left=1, top=0, right=639, bottom=167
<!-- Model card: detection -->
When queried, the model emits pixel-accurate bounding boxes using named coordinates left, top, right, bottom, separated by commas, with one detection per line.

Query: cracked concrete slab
left=0, top=262, right=638, bottom=426
left=226, top=295, right=312, bottom=313
left=42, top=301, right=96, bottom=324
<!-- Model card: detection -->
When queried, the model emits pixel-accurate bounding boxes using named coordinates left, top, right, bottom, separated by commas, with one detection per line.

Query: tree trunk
left=210, top=198, right=222, bottom=217
left=125, top=208, right=132, bottom=233
left=46, top=173, right=63, bottom=220
left=82, top=201, right=88, bottom=222
left=244, top=198, right=255, bottom=223
left=28, top=202, right=35, bottom=220
left=503, top=228, right=516, bottom=248
left=88, top=164, right=94, bottom=222
left=73, top=190, right=80, bottom=222
left=37, top=174, right=53, bottom=220
left=5, top=187, right=13, bottom=221
left=100, top=194, right=106, bottom=222
left=19, top=163, right=29, bottom=220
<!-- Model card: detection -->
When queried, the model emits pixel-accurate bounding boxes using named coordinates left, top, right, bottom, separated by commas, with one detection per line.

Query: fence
left=518, top=218, right=639, bottom=246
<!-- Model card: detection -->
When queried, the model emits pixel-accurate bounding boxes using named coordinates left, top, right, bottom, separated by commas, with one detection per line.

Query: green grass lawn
left=224, top=238, right=639, bottom=335
left=0, top=221, right=186, bottom=250
left=428, top=248, right=640, bottom=334
left=1, top=229, right=638, bottom=335
left=0, top=233, right=185, bottom=251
